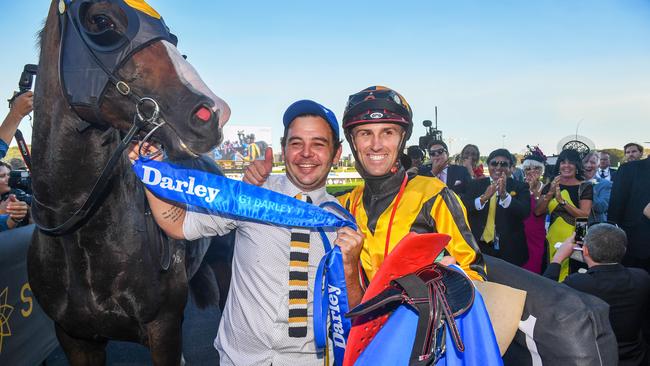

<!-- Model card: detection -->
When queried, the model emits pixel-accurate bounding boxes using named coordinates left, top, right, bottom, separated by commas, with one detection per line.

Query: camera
left=7, top=169, right=32, bottom=205
left=418, top=119, right=444, bottom=153
left=8, top=64, right=37, bottom=108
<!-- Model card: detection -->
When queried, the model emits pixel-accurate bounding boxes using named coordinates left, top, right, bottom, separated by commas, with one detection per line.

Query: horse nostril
left=194, top=106, right=212, bottom=122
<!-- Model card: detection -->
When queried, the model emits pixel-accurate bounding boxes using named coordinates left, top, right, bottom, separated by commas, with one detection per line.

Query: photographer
left=0, top=91, right=33, bottom=159
left=545, top=225, right=650, bottom=366
left=0, top=161, right=29, bottom=231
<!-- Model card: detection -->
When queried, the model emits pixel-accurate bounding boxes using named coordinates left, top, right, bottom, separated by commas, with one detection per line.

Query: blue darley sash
left=132, top=159, right=352, bottom=365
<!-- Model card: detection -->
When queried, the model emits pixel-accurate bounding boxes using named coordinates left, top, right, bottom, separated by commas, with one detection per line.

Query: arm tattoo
left=161, top=206, right=184, bottom=223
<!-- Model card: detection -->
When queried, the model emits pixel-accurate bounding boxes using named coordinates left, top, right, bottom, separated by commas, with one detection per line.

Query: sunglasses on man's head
left=489, top=161, right=510, bottom=168
left=429, top=148, right=447, bottom=157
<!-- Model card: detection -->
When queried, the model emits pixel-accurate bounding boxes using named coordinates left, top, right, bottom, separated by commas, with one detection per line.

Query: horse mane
left=36, top=19, right=47, bottom=53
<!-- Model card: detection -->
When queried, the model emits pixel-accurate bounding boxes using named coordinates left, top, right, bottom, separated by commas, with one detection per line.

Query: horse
left=27, top=1, right=230, bottom=365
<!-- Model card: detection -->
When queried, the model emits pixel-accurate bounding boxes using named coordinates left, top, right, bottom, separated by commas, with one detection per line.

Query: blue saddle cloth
left=355, top=268, right=502, bottom=366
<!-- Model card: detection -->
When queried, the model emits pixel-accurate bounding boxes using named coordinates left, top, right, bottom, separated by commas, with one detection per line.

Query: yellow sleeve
left=430, top=189, right=487, bottom=281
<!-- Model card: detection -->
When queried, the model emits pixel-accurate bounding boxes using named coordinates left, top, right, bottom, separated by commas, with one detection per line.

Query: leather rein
left=31, top=5, right=165, bottom=236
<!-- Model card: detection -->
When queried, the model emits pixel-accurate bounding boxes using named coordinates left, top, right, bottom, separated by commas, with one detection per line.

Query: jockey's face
left=282, top=116, right=341, bottom=192
left=350, top=124, right=404, bottom=176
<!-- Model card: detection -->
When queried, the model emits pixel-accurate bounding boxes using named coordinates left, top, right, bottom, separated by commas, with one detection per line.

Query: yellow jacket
left=338, top=174, right=486, bottom=281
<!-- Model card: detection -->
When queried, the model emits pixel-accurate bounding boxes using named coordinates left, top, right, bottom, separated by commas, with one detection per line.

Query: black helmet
left=342, top=86, right=413, bottom=139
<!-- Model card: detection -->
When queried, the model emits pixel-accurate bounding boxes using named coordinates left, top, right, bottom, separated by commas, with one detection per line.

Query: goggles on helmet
left=342, top=86, right=412, bottom=132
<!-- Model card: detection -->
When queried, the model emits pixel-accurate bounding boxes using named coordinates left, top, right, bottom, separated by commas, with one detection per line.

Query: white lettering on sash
left=139, top=165, right=220, bottom=204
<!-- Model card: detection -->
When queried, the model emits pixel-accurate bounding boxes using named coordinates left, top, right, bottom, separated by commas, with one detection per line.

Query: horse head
left=58, top=0, right=230, bottom=159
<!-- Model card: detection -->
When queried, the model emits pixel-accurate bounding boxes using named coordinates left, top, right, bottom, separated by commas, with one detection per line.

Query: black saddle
left=346, top=264, right=475, bottom=365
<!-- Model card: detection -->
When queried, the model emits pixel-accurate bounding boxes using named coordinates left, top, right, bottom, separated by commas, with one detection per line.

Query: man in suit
left=462, top=149, right=530, bottom=266
left=609, top=156, right=650, bottom=272
left=598, top=151, right=617, bottom=182
left=545, top=224, right=650, bottom=366
left=583, top=151, right=612, bottom=223
left=418, top=140, right=471, bottom=194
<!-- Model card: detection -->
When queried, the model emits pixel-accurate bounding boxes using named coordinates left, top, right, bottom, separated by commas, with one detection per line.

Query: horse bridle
left=32, top=0, right=172, bottom=236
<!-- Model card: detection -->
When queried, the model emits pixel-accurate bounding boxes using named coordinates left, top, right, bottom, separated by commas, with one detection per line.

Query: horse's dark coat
left=28, top=2, right=228, bottom=365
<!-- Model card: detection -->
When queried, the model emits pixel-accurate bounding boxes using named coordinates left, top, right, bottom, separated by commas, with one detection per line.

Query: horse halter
left=58, top=0, right=177, bottom=122
left=32, top=0, right=174, bottom=236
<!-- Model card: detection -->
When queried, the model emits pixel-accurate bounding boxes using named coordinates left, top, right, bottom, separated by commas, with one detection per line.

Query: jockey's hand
left=243, top=147, right=273, bottom=186
left=335, top=226, right=364, bottom=267
left=439, top=256, right=457, bottom=266
left=128, top=141, right=163, bottom=164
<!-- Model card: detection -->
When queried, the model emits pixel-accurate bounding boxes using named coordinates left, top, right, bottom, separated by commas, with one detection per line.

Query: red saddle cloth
left=343, top=232, right=451, bottom=366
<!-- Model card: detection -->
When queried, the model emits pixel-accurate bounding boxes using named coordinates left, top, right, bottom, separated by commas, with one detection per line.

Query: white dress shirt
left=183, top=175, right=336, bottom=366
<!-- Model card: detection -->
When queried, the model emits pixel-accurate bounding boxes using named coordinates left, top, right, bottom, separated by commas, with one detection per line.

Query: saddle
left=343, top=233, right=475, bottom=366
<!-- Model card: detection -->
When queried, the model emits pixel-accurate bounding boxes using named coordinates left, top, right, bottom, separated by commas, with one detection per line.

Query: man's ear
left=332, top=144, right=342, bottom=164
left=582, top=243, right=590, bottom=259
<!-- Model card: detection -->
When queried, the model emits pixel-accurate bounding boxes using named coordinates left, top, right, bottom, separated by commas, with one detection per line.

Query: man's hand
left=552, top=233, right=576, bottom=263
left=644, top=202, right=650, bottom=220
left=430, top=157, right=448, bottom=177
left=10, top=91, right=33, bottom=119
left=482, top=181, right=498, bottom=203
left=5, top=194, right=28, bottom=223
left=128, top=141, right=163, bottom=164
left=496, top=176, right=506, bottom=197
left=243, top=147, right=273, bottom=186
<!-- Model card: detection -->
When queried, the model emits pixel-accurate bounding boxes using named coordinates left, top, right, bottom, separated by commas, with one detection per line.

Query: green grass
left=326, top=183, right=361, bottom=196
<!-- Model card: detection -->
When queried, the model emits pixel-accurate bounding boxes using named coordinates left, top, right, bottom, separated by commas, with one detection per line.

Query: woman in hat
left=534, top=149, right=593, bottom=280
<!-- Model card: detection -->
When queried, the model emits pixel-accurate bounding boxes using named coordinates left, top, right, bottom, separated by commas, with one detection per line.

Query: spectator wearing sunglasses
left=535, top=149, right=593, bottom=280
left=462, top=149, right=530, bottom=266
left=546, top=224, right=650, bottom=366
left=418, top=140, right=471, bottom=194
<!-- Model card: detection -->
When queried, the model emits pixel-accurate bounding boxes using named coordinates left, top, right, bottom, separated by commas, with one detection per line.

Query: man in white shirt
left=137, top=100, right=363, bottom=366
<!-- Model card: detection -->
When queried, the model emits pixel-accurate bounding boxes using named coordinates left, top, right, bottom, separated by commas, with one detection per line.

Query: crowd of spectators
left=413, top=139, right=650, bottom=365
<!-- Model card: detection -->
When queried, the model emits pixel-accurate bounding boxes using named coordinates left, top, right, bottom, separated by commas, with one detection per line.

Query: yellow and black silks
left=338, top=174, right=487, bottom=282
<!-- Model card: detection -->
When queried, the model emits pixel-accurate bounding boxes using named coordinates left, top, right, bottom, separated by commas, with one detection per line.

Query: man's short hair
left=584, top=223, right=627, bottom=263
left=487, top=148, right=515, bottom=165
left=623, top=142, right=643, bottom=154
left=427, top=140, right=448, bottom=152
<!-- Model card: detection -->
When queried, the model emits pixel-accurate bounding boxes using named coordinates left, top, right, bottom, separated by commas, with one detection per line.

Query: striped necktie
left=288, top=193, right=312, bottom=337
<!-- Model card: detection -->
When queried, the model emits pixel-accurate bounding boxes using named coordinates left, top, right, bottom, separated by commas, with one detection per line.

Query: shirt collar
left=280, top=175, right=328, bottom=204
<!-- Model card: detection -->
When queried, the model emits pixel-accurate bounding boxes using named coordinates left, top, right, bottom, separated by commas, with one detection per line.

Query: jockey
left=336, top=86, right=486, bottom=285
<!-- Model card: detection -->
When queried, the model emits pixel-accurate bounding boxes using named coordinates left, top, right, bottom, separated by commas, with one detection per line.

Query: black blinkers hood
left=60, top=0, right=177, bottom=119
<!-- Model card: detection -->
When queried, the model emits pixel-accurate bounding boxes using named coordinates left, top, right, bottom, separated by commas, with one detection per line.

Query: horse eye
left=92, top=15, right=115, bottom=31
